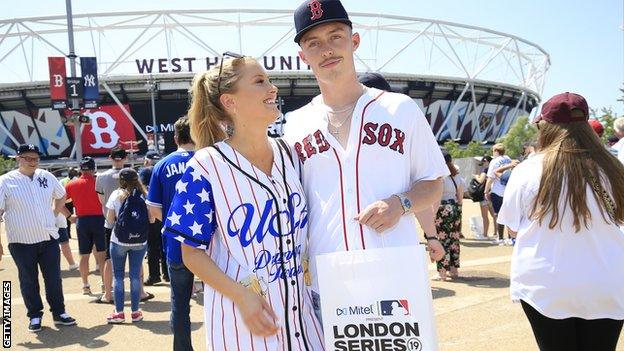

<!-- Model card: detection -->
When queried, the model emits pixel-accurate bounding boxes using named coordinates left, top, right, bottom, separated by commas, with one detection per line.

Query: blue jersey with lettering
left=162, top=140, right=324, bottom=351
left=146, top=150, right=194, bottom=264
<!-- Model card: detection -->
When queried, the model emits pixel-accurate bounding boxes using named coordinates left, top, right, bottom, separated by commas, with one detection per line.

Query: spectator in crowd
left=105, top=168, right=149, bottom=324
left=59, top=167, right=79, bottom=238
left=95, top=148, right=154, bottom=304
left=485, top=143, right=512, bottom=245
left=65, top=156, right=106, bottom=295
left=588, top=119, right=604, bottom=138
left=140, top=151, right=169, bottom=286
left=0, top=144, right=76, bottom=332
left=56, top=212, right=78, bottom=271
left=607, top=135, right=619, bottom=148
left=434, top=150, right=465, bottom=280
left=95, top=148, right=126, bottom=303
left=498, top=92, right=624, bottom=350
left=146, top=116, right=195, bottom=350
left=612, top=117, right=624, bottom=163
left=472, top=155, right=494, bottom=239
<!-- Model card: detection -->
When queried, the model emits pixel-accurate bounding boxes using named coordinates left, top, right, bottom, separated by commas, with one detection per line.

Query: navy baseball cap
left=359, top=72, right=392, bottom=92
left=16, top=144, right=40, bottom=155
left=80, top=156, right=95, bottom=171
left=145, top=150, right=161, bottom=161
left=294, top=0, right=352, bottom=44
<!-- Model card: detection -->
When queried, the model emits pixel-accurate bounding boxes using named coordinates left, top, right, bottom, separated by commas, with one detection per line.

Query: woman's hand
left=427, top=239, right=445, bottom=262
left=234, top=287, right=279, bottom=337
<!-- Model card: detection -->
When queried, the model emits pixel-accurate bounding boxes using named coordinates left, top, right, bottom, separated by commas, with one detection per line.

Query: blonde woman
left=498, top=93, right=624, bottom=350
left=162, top=54, right=324, bottom=350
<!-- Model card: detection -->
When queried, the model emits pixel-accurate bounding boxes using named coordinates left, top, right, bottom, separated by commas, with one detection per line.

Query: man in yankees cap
left=285, top=0, right=448, bottom=323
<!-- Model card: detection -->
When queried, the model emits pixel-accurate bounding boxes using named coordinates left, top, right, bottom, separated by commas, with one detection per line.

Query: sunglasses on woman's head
left=217, top=51, right=244, bottom=95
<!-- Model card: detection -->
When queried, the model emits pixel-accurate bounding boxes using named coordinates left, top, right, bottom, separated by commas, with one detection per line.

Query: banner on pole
left=47, top=57, right=67, bottom=110
left=317, top=245, right=439, bottom=351
left=80, top=57, right=99, bottom=108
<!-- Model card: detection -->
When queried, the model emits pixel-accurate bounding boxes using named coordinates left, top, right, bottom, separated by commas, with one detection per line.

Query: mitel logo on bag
left=336, top=299, right=410, bottom=317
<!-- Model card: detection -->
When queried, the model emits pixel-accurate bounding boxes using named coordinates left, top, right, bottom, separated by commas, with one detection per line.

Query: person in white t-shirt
left=498, top=92, right=624, bottom=350
left=485, top=143, right=512, bottom=244
left=105, top=168, right=149, bottom=324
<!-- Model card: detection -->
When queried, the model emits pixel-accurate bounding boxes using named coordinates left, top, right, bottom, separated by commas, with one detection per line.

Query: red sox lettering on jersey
left=293, top=124, right=406, bottom=163
left=283, top=87, right=450, bottom=295
left=162, top=140, right=324, bottom=351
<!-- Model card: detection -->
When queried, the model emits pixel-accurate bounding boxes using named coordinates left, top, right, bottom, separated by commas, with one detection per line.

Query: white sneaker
left=504, top=238, right=514, bottom=246
left=493, top=239, right=505, bottom=246
left=68, top=264, right=79, bottom=271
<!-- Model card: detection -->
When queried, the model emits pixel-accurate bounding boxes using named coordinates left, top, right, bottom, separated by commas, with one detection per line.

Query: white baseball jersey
left=162, top=140, right=324, bottom=351
left=283, top=87, right=449, bottom=293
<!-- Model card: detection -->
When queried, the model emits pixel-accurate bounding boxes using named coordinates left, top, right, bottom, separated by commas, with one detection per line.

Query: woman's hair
left=118, top=177, right=147, bottom=200
left=187, top=56, right=256, bottom=149
left=531, top=120, right=624, bottom=231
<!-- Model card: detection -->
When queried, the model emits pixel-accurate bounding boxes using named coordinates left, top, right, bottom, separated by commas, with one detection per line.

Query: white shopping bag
left=469, top=216, right=484, bottom=238
left=316, top=245, right=438, bottom=351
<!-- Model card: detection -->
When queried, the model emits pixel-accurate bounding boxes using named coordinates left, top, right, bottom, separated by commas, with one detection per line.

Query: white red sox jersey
left=283, top=87, right=449, bottom=294
left=162, top=140, right=324, bottom=351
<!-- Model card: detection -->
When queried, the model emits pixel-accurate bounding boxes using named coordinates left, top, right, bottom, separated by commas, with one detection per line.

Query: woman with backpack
left=434, top=150, right=465, bottom=280
left=105, top=168, right=150, bottom=324
left=498, top=93, right=624, bottom=350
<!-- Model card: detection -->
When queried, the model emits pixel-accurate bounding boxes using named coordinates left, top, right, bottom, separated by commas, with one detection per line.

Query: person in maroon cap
left=497, top=92, right=624, bottom=351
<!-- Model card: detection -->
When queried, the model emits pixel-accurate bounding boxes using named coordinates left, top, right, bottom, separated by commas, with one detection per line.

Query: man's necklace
left=327, top=105, right=356, bottom=134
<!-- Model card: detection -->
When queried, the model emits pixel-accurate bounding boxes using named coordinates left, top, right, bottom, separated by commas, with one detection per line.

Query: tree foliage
left=495, top=116, right=537, bottom=159
left=0, top=156, right=16, bottom=175
left=591, top=107, right=617, bottom=142
left=443, top=140, right=488, bottom=159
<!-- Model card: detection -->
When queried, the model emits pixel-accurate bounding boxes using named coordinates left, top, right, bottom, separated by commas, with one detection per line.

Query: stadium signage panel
left=135, top=55, right=310, bottom=74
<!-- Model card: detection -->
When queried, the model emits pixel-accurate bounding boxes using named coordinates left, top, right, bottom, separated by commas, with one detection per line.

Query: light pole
left=65, top=0, right=82, bottom=161
left=145, top=79, right=158, bottom=151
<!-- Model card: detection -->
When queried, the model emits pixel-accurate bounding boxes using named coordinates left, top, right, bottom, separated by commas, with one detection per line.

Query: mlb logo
left=379, top=299, right=410, bottom=316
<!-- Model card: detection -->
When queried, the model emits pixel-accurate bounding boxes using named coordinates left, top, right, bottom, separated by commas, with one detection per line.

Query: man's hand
left=427, top=239, right=445, bottom=262
left=69, top=215, right=77, bottom=224
left=485, top=192, right=491, bottom=201
left=355, top=196, right=404, bottom=233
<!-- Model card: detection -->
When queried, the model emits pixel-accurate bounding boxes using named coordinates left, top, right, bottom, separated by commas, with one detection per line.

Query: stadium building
left=0, top=9, right=550, bottom=159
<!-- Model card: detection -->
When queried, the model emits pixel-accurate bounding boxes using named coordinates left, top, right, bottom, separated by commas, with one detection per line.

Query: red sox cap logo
left=308, top=0, right=323, bottom=21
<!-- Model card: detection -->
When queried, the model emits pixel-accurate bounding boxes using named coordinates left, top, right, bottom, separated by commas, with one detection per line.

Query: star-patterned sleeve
left=162, top=159, right=217, bottom=250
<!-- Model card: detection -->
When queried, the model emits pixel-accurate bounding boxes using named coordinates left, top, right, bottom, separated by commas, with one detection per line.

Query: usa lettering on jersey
left=162, top=141, right=324, bottom=351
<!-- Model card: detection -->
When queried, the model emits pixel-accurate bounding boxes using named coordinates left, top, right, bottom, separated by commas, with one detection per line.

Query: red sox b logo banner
left=308, top=0, right=323, bottom=20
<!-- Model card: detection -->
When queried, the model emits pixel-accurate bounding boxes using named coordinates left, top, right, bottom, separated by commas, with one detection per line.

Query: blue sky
left=4, top=0, right=623, bottom=115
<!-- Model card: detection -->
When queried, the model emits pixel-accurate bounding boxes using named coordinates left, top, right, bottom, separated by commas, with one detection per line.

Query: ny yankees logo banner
left=80, top=57, right=99, bottom=109
left=317, top=245, right=439, bottom=351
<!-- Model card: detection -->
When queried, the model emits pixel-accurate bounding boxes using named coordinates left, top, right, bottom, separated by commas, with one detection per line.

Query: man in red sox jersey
left=163, top=56, right=324, bottom=350
left=285, top=0, right=449, bottom=322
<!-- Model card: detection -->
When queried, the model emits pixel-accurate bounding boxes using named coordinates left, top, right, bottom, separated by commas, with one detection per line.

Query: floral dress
left=435, top=175, right=463, bottom=271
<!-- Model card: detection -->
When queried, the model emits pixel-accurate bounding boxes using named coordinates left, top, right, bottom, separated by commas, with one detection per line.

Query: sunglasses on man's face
left=217, top=51, right=244, bottom=96
left=19, top=155, right=40, bottom=162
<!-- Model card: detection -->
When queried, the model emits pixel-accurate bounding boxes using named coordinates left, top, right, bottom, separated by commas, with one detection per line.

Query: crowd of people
left=0, top=0, right=623, bottom=350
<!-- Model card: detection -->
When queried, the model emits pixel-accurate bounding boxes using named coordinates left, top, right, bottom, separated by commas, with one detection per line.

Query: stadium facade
left=0, top=9, right=550, bottom=158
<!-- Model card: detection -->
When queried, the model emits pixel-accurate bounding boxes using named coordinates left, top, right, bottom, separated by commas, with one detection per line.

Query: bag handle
left=589, top=175, right=616, bottom=220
